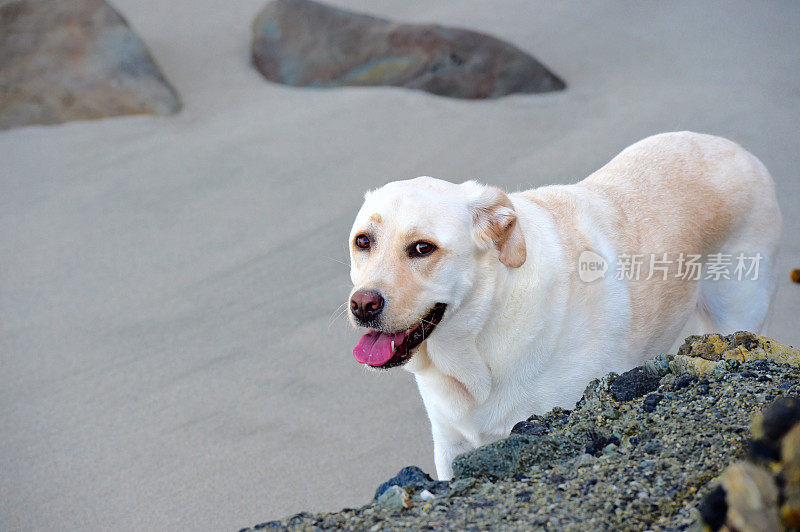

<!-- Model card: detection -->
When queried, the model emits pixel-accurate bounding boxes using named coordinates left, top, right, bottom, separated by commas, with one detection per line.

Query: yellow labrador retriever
left=347, top=131, right=781, bottom=479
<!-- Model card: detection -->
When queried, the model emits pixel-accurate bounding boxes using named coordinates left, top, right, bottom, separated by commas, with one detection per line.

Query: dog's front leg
left=432, top=424, right=472, bottom=480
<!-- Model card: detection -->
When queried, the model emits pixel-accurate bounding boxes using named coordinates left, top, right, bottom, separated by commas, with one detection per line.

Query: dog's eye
left=409, top=241, right=437, bottom=257
left=354, top=234, right=371, bottom=250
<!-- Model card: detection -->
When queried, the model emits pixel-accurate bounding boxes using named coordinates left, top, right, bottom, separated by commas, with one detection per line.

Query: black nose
left=350, top=290, right=384, bottom=322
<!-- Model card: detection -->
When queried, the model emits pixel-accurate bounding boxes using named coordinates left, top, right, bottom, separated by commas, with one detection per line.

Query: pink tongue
left=353, top=330, right=406, bottom=366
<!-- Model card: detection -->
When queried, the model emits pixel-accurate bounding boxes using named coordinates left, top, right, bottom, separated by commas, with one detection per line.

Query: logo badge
left=578, top=250, right=608, bottom=283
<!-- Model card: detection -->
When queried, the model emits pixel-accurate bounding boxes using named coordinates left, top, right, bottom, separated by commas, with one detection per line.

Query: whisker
left=324, top=256, right=350, bottom=267
left=328, top=302, right=350, bottom=326
left=329, top=302, right=347, bottom=319
left=328, top=307, right=350, bottom=329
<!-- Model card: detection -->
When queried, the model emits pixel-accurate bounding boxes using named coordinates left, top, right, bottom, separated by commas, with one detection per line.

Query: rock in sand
left=0, top=0, right=181, bottom=129
left=251, top=0, right=565, bottom=99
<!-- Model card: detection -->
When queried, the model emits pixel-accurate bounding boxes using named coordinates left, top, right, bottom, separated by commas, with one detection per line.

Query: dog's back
left=521, top=131, right=781, bottom=356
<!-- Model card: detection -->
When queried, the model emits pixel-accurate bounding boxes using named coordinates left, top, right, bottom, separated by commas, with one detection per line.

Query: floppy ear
left=465, top=182, right=527, bottom=268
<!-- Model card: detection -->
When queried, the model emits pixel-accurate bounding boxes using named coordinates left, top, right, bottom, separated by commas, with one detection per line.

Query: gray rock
left=660, top=373, right=677, bottom=388
left=452, top=434, right=534, bottom=479
left=251, top=0, right=565, bottom=99
left=453, top=429, right=590, bottom=480
left=602, top=443, right=618, bottom=455
left=602, top=407, right=620, bottom=419
left=0, top=0, right=181, bottom=129
left=448, top=477, right=476, bottom=497
left=643, top=353, right=673, bottom=377
left=374, top=485, right=410, bottom=511
left=510, top=420, right=547, bottom=436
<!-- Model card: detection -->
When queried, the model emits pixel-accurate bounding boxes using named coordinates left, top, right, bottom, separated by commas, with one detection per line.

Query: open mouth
left=353, top=303, right=447, bottom=369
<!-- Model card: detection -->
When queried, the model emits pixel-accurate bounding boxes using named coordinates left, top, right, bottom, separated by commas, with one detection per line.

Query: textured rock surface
left=672, top=332, right=800, bottom=376
left=241, top=333, right=800, bottom=530
left=251, top=0, right=565, bottom=99
left=609, top=365, right=662, bottom=401
left=698, top=396, right=800, bottom=531
left=711, top=462, right=782, bottom=531
left=374, top=485, right=410, bottom=512
left=0, top=0, right=180, bottom=129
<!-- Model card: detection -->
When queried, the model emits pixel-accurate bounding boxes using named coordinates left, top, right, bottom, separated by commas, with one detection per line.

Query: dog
left=347, top=131, right=781, bottom=479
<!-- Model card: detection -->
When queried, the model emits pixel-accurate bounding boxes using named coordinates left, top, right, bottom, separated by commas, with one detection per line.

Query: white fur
left=348, top=132, right=781, bottom=479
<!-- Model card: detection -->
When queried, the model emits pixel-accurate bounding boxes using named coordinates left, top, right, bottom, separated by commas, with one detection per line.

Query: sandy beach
left=1, top=1, right=798, bottom=529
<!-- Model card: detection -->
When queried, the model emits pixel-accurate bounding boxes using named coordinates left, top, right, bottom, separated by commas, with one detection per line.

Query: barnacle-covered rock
left=670, top=332, right=800, bottom=376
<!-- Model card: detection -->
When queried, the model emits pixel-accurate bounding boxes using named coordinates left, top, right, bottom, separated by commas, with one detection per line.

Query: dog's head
left=348, top=176, right=526, bottom=369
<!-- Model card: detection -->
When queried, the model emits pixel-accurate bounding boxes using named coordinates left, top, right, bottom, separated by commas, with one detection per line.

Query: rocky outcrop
left=0, top=0, right=181, bottom=130
left=241, top=332, right=800, bottom=530
left=251, top=0, right=565, bottom=99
